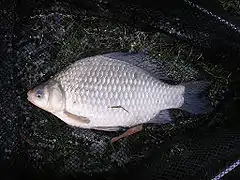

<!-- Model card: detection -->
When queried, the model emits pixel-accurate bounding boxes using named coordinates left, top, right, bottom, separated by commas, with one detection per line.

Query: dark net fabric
left=0, top=0, right=239, bottom=179
left=122, top=129, right=240, bottom=180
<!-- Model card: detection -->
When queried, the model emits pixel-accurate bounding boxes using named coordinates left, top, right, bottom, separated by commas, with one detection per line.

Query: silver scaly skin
left=53, top=55, right=184, bottom=128
left=27, top=52, right=211, bottom=131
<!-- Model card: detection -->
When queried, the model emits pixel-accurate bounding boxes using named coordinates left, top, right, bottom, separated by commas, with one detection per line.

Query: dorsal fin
left=103, top=52, right=177, bottom=84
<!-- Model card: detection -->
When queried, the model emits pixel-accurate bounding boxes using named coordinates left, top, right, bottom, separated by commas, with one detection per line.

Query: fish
left=27, top=52, right=212, bottom=141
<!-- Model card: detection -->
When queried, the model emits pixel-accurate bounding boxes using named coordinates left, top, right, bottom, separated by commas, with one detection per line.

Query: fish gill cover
left=0, top=0, right=239, bottom=179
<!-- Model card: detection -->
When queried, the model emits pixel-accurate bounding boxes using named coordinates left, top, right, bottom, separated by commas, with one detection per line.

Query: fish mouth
left=27, top=90, right=34, bottom=104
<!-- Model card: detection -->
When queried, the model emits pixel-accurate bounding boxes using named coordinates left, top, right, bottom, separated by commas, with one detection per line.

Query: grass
left=219, top=0, right=240, bottom=16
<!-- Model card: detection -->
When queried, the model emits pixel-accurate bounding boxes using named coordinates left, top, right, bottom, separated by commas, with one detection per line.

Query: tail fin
left=180, top=81, right=213, bottom=114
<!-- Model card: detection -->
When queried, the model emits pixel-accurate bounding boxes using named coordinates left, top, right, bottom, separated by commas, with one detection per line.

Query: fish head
left=27, top=80, right=65, bottom=113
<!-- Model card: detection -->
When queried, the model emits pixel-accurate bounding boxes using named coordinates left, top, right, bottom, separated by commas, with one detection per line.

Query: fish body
left=27, top=52, right=212, bottom=130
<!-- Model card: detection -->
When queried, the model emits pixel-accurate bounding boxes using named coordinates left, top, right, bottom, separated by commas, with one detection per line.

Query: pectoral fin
left=63, top=110, right=90, bottom=124
left=93, top=126, right=122, bottom=131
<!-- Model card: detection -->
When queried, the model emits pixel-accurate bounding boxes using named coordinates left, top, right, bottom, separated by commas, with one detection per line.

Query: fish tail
left=180, top=81, right=213, bottom=114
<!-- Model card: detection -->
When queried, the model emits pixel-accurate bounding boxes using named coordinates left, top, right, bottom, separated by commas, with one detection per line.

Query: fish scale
left=52, top=54, right=184, bottom=128
left=28, top=52, right=212, bottom=131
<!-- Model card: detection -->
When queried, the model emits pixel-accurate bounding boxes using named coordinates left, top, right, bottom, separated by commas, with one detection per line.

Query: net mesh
left=0, top=0, right=239, bottom=179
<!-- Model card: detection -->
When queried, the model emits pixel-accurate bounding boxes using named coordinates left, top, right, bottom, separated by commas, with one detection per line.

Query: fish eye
left=36, top=89, right=44, bottom=98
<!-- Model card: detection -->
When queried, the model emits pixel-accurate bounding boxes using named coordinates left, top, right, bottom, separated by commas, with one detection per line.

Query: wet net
left=0, top=0, right=239, bottom=179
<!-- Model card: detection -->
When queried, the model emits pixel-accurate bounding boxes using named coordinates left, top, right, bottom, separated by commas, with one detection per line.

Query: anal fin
left=147, top=110, right=173, bottom=124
